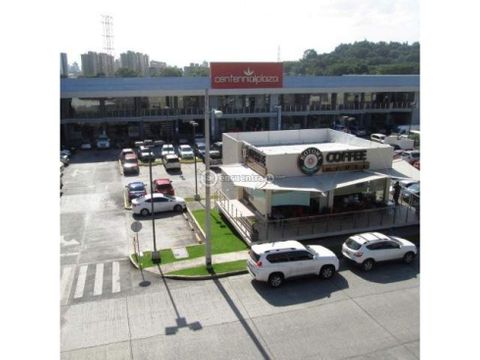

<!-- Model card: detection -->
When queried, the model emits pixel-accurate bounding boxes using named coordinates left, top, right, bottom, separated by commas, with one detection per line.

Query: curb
left=186, top=207, right=206, bottom=243
left=163, top=270, right=248, bottom=280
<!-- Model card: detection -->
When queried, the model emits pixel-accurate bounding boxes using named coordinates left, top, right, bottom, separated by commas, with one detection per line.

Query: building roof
left=61, top=75, right=419, bottom=98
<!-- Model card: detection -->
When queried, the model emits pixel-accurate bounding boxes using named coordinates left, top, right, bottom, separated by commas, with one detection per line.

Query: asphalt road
left=61, top=257, right=419, bottom=359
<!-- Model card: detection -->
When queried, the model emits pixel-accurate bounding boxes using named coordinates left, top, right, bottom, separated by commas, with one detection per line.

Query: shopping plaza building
left=60, top=62, right=419, bottom=146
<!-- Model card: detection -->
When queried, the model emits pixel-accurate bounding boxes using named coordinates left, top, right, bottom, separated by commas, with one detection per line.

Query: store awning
left=220, top=164, right=388, bottom=194
left=367, top=159, right=420, bottom=181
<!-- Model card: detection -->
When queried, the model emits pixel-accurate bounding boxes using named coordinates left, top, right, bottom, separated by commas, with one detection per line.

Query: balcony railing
left=64, top=101, right=416, bottom=120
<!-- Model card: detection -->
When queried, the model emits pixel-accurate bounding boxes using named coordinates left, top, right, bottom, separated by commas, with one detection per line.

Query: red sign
left=211, top=62, right=283, bottom=89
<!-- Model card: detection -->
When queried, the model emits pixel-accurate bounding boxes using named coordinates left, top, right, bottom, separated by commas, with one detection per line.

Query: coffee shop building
left=216, top=128, right=419, bottom=243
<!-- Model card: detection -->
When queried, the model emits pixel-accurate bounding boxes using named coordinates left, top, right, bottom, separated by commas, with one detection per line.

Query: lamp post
left=189, top=121, right=200, bottom=201
left=204, top=88, right=223, bottom=270
left=149, top=153, right=161, bottom=264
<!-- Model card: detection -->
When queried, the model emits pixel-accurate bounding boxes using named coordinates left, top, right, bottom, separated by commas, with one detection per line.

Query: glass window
left=346, top=238, right=362, bottom=250
left=266, top=253, right=290, bottom=263
left=250, top=250, right=260, bottom=262
left=289, top=251, right=313, bottom=261
left=154, top=197, right=168, bottom=203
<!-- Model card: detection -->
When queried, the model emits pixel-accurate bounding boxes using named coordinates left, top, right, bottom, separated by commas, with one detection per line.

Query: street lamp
left=189, top=121, right=200, bottom=201
left=148, top=151, right=161, bottom=264
left=204, top=88, right=223, bottom=270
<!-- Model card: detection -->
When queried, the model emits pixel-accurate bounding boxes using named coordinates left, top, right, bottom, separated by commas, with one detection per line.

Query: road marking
left=60, top=266, right=74, bottom=305
left=112, top=262, right=121, bottom=293
left=93, top=263, right=104, bottom=296
left=73, top=265, right=88, bottom=299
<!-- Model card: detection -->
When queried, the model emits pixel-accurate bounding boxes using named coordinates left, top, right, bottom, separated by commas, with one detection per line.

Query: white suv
left=342, top=232, right=417, bottom=271
left=247, top=240, right=339, bottom=288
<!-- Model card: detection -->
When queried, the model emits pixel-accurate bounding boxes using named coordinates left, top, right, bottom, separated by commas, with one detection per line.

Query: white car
left=96, top=135, right=111, bottom=149
left=177, top=144, right=194, bottom=159
left=400, top=150, right=420, bottom=164
left=161, top=144, right=175, bottom=158
left=163, top=154, right=181, bottom=171
left=132, top=193, right=186, bottom=216
left=342, top=232, right=417, bottom=271
left=247, top=240, right=340, bottom=288
left=370, top=133, right=386, bottom=143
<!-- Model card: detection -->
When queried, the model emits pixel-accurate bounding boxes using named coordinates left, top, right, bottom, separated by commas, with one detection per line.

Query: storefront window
left=333, top=179, right=387, bottom=212
left=71, top=98, right=100, bottom=114
left=104, top=98, right=135, bottom=113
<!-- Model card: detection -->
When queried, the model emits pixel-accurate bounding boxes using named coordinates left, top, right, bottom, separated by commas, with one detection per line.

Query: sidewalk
left=144, top=249, right=249, bottom=275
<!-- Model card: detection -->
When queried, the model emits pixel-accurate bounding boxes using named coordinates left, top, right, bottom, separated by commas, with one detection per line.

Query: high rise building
left=183, top=62, right=209, bottom=76
left=81, top=51, right=114, bottom=77
left=120, top=51, right=150, bottom=76
left=60, top=53, right=68, bottom=77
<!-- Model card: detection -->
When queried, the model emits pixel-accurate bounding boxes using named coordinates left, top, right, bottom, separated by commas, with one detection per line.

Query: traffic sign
left=131, top=221, right=143, bottom=233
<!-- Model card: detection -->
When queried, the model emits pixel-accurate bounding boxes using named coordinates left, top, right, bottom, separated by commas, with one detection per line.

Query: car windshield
left=129, top=183, right=144, bottom=190
left=163, top=194, right=175, bottom=200
left=125, top=158, right=137, bottom=164
left=345, top=238, right=362, bottom=250
left=197, top=144, right=205, bottom=150
left=156, top=184, right=172, bottom=189
left=167, top=158, right=179, bottom=163
left=163, top=146, right=174, bottom=151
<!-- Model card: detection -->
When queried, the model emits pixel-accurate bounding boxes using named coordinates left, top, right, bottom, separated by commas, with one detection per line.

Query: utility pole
left=204, top=89, right=212, bottom=270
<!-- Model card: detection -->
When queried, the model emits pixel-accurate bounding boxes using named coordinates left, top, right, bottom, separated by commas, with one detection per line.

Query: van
left=370, top=133, right=386, bottom=143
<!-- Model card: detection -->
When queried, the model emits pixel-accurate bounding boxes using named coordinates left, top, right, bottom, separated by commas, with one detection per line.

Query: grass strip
left=191, top=209, right=248, bottom=254
left=166, top=260, right=247, bottom=276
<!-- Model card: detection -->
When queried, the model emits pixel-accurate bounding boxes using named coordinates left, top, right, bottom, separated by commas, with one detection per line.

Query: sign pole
left=131, top=221, right=150, bottom=287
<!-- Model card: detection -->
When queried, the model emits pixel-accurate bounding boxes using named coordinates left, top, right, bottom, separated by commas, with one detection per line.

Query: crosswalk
left=61, top=261, right=126, bottom=305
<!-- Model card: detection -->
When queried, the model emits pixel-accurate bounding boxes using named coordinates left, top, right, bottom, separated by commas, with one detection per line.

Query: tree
left=115, top=68, right=139, bottom=77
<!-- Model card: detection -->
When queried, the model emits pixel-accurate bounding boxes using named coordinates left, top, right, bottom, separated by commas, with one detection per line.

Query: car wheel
left=319, top=265, right=335, bottom=279
left=403, top=252, right=415, bottom=264
left=362, top=259, right=375, bottom=272
left=174, top=204, right=183, bottom=212
left=268, top=273, right=284, bottom=288
left=140, top=208, right=150, bottom=217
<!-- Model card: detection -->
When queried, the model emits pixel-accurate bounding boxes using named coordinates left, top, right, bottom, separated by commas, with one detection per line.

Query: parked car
left=161, top=144, right=175, bottom=158
left=60, top=153, right=70, bottom=165
left=132, top=193, right=186, bottom=216
left=247, top=240, right=340, bottom=288
left=143, top=139, right=154, bottom=147
left=401, top=182, right=420, bottom=208
left=119, top=148, right=135, bottom=161
left=60, top=149, right=71, bottom=158
left=390, top=180, right=419, bottom=197
left=212, top=141, right=223, bottom=157
left=80, top=142, right=92, bottom=150
left=194, top=141, right=206, bottom=160
left=134, top=141, right=144, bottom=148
left=127, top=182, right=147, bottom=200
left=342, top=232, right=417, bottom=271
left=349, top=126, right=367, bottom=137
left=163, top=154, right=181, bottom=171
left=207, top=147, right=222, bottom=167
left=137, top=146, right=155, bottom=162
left=400, top=150, right=420, bottom=164
left=96, top=135, right=111, bottom=149
left=177, top=144, right=194, bottom=159
left=122, top=153, right=139, bottom=175
left=152, top=178, right=175, bottom=196
left=370, top=133, right=386, bottom=143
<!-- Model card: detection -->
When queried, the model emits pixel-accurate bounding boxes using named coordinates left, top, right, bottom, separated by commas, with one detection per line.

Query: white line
left=112, top=262, right=121, bottom=293
left=93, top=263, right=104, bottom=296
left=73, top=265, right=88, bottom=299
left=60, top=266, right=74, bottom=305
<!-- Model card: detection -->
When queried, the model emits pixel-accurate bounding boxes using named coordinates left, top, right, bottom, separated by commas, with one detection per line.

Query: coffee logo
left=298, top=147, right=323, bottom=175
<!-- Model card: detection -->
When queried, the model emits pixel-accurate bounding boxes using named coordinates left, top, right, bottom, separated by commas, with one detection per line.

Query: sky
left=59, top=0, right=419, bottom=68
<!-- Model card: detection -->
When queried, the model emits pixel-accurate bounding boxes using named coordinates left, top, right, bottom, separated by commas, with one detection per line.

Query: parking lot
left=61, top=149, right=208, bottom=267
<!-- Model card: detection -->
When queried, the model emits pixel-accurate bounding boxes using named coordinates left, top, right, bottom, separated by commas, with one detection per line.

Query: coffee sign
left=298, top=148, right=369, bottom=175
left=298, top=148, right=323, bottom=175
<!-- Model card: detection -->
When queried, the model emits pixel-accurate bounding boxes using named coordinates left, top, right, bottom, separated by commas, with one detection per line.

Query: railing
left=216, top=190, right=256, bottom=243
left=64, top=101, right=416, bottom=120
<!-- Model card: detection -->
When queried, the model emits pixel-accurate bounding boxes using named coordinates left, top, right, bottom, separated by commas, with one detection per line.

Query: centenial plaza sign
left=298, top=148, right=369, bottom=175
left=211, top=62, right=283, bottom=89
